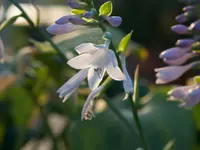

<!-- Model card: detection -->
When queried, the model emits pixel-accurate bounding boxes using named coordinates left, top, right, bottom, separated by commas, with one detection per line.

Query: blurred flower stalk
left=155, top=0, right=200, bottom=108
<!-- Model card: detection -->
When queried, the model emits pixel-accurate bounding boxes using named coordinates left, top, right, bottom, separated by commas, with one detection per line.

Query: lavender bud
left=159, top=47, right=190, bottom=59
left=55, top=15, right=73, bottom=25
left=69, top=17, right=87, bottom=25
left=188, top=20, right=200, bottom=33
left=176, top=39, right=196, bottom=47
left=68, top=1, right=88, bottom=9
left=183, top=5, right=196, bottom=12
left=176, top=14, right=188, bottom=23
left=103, top=16, right=122, bottom=27
left=171, top=24, right=189, bottom=34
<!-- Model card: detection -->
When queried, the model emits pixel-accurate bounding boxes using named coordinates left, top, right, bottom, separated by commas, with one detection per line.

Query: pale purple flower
left=155, top=62, right=195, bottom=84
left=171, top=24, right=189, bottom=34
left=81, top=84, right=105, bottom=120
left=67, top=42, right=125, bottom=89
left=176, top=14, right=188, bottom=23
left=168, top=85, right=194, bottom=100
left=159, top=47, right=190, bottom=60
left=68, top=17, right=87, bottom=25
left=180, top=84, right=200, bottom=108
left=103, top=16, right=122, bottom=27
left=163, top=52, right=197, bottom=65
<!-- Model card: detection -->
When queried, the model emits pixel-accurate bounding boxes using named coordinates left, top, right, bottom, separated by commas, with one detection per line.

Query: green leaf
left=194, top=76, right=200, bottom=84
left=133, top=65, right=139, bottom=103
left=72, top=9, right=86, bottom=15
left=162, top=140, right=175, bottom=150
left=99, top=1, right=113, bottom=16
left=0, top=15, right=20, bottom=31
left=117, top=30, right=133, bottom=53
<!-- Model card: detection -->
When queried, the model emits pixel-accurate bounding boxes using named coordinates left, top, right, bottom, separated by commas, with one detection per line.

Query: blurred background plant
left=0, top=0, right=199, bottom=150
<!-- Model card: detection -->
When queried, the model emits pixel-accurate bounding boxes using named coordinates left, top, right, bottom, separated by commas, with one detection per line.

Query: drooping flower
left=67, top=42, right=125, bottom=89
left=155, top=62, right=195, bottom=84
left=119, top=53, right=133, bottom=94
left=171, top=24, right=189, bottom=34
left=57, top=68, right=89, bottom=102
left=81, top=84, right=105, bottom=120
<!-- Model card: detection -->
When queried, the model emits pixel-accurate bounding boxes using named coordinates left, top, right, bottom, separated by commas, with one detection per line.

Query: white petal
left=108, top=50, right=118, bottom=67
left=46, top=23, right=78, bottom=35
left=106, top=63, right=125, bottom=81
left=87, top=67, right=105, bottom=90
left=57, top=68, right=88, bottom=101
left=75, top=43, right=99, bottom=54
left=81, top=84, right=104, bottom=120
left=67, top=53, right=92, bottom=69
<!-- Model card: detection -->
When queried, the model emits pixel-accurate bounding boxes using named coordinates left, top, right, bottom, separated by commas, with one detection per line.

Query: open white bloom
left=155, top=62, right=194, bottom=84
left=57, top=68, right=88, bottom=102
left=67, top=42, right=125, bottom=90
left=119, top=53, right=133, bottom=93
left=81, top=84, right=105, bottom=120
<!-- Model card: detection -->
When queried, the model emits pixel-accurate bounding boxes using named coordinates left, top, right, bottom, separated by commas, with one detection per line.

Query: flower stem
left=128, top=94, right=148, bottom=150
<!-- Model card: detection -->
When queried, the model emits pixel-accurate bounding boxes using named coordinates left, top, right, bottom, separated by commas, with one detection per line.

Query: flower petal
left=75, top=43, right=99, bottom=54
left=57, top=68, right=88, bottom=101
left=87, top=67, right=105, bottom=90
left=106, top=62, right=125, bottom=81
left=81, top=84, right=104, bottom=120
left=67, top=53, right=92, bottom=69
left=108, top=50, right=118, bottom=67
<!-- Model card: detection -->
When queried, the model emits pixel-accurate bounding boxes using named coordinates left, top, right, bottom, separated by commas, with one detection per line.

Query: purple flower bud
left=68, top=16, right=87, bottom=25
left=68, top=1, right=81, bottom=9
left=55, top=15, right=74, bottom=25
left=171, top=24, right=189, bottom=34
left=180, top=84, right=200, bottom=108
left=159, top=47, right=190, bottom=60
left=176, top=14, right=188, bottom=23
left=103, top=16, right=122, bottom=27
left=46, top=23, right=77, bottom=35
left=163, top=52, right=197, bottom=66
left=183, top=5, right=196, bottom=12
left=83, top=11, right=93, bottom=18
left=188, top=20, right=200, bottom=32
left=176, top=39, right=196, bottom=47
left=68, top=0, right=88, bottom=9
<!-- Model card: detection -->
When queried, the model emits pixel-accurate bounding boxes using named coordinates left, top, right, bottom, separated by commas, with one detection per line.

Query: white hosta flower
left=57, top=68, right=88, bottom=102
left=168, top=85, right=194, bottom=100
left=0, top=37, right=4, bottom=62
left=163, top=52, right=197, bottom=65
left=119, top=53, right=133, bottom=93
left=81, top=84, right=105, bottom=120
left=155, top=62, right=195, bottom=84
left=180, top=84, right=200, bottom=108
left=67, top=42, right=125, bottom=90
